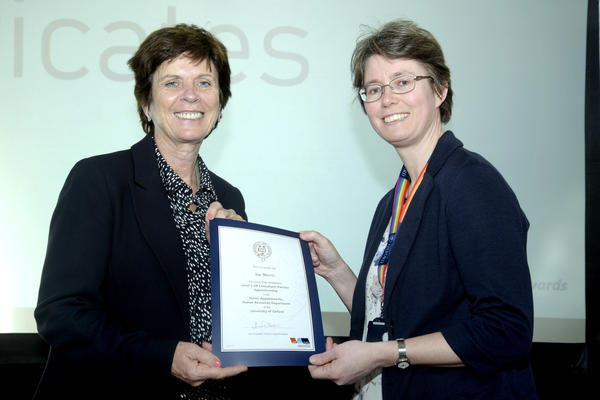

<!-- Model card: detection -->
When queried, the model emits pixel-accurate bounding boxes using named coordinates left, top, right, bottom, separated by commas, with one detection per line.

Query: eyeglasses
left=359, top=74, right=434, bottom=103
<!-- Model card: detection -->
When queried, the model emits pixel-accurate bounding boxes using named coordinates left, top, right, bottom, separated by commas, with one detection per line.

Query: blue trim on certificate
left=210, top=218, right=326, bottom=367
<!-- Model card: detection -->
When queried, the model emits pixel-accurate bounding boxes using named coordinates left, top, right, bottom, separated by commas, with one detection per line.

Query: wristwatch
left=395, top=338, right=411, bottom=369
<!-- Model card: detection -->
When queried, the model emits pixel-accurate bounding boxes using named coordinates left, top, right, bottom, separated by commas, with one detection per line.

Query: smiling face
left=144, top=54, right=221, bottom=148
left=363, top=55, right=447, bottom=151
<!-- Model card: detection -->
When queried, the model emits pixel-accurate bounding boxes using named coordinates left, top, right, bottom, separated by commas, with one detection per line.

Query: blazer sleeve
left=34, top=158, right=177, bottom=378
left=440, top=160, right=534, bottom=376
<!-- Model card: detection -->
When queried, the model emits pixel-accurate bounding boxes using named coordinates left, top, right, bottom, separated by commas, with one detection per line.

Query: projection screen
left=0, top=0, right=587, bottom=343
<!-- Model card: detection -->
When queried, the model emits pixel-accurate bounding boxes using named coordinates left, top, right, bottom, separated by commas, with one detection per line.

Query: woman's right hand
left=299, top=231, right=357, bottom=311
left=205, top=201, right=246, bottom=243
left=171, top=341, right=247, bottom=387
left=298, top=231, right=346, bottom=279
left=308, top=337, right=397, bottom=386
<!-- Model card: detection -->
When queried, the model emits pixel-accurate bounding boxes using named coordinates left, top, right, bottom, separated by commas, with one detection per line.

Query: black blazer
left=350, top=132, right=538, bottom=399
left=34, top=134, right=246, bottom=399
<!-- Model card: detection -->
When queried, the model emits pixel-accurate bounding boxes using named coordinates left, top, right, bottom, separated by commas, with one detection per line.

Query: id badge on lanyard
left=366, top=317, right=388, bottom=342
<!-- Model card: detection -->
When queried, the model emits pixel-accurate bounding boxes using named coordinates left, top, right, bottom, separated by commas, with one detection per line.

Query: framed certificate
left=209, top=218, right=325, bottom=367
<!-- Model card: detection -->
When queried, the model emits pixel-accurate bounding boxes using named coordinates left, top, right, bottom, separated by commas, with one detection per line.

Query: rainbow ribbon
left=377, top=163, right=428, bottom=293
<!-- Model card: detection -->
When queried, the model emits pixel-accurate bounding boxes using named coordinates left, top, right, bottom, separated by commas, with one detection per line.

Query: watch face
left=397, top=360, right=410, bottom=369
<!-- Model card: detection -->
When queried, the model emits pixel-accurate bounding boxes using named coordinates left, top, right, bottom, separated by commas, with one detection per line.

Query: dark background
left=0, top=334, right=595, bottom=400
left=0, top=335, right=594, bottom=399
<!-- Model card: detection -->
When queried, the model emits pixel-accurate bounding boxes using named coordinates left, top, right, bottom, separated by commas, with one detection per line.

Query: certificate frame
left=209, top=218, right=325, bottom=367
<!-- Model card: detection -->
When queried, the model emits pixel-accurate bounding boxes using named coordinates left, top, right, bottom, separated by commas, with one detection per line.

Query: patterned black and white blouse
left=154, top=140, right=227, bottom=400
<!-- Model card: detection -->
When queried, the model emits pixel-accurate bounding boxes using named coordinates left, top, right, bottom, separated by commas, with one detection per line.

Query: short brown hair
left=128, top=24, right=231, bottom=134
left=350, top=19, right=453, bottom=124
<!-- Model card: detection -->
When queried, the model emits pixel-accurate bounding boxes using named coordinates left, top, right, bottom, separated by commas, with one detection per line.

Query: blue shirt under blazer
left=34, top=134, right=246, bottom=399
left=350, top=131, right=538, bottom=399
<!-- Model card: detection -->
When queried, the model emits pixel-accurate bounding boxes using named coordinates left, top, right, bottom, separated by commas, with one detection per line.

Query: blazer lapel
left=129, top=135, right=190, bottom=328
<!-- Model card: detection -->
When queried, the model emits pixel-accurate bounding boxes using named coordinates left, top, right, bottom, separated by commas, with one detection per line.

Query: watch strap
left=395, top=338, right=410, bottom=369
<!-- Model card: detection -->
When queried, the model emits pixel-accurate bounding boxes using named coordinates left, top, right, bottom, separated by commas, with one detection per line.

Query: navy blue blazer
left=350, top=132, right=538, bottom=399
left=34, top=134, right=246, bottom=399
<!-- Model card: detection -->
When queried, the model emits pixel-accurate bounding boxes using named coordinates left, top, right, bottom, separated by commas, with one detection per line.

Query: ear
left=143, top=105, right=151, bottom=121
left=435, top=83, right=448, bottom=108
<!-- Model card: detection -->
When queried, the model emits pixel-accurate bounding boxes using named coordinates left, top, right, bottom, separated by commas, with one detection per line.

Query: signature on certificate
left=249, top=321, right=279, bottom=329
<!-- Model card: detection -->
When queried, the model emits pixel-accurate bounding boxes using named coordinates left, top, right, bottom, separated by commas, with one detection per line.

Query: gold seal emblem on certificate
left=253, top=241, right=272, bottom=262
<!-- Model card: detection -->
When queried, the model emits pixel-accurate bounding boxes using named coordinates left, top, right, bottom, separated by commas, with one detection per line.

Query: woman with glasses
left=301, top=19, right=538, bottom=399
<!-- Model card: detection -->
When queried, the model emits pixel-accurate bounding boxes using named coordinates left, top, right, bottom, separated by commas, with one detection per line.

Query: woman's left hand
left=205, top=201, right=245, bottom=242
left=308, top=337, right=396, bottom=386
